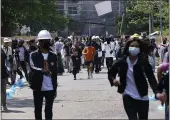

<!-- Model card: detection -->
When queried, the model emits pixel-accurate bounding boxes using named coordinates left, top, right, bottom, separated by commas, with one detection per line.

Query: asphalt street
left=2, top=67, right=164, bottom=119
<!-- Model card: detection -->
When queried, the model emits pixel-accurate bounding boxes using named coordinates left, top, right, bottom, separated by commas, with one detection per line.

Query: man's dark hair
left=55, top=37, right=59, bottom=42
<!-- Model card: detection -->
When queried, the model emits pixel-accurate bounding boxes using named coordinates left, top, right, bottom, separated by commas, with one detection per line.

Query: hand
left=156, top=93, right=167, bottom=103
left=113, top=79, right=120, bottom=86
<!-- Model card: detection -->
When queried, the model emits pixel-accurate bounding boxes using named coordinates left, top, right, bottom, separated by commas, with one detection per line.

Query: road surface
left=2, top=67, right=164, bottom=119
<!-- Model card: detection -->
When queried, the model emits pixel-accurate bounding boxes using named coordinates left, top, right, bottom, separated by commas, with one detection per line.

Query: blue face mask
left=129, top=47, right=140, bottom=56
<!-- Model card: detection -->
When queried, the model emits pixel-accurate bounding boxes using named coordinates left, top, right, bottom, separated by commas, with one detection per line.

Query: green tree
left=2, top=0, right=69, bottom=36
left=116, top=0, right=168, bottom=35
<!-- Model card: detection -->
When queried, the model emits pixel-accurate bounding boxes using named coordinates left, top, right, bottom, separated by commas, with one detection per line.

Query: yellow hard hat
left=130, top=34, right=140, bottom=39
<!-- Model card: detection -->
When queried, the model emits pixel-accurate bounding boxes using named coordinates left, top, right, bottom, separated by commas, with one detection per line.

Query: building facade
left=56, top=0, right=125, bottom=36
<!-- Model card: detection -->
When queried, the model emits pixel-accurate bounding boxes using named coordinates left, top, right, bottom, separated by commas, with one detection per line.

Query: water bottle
left=6, top=89, right=13, bottom=99
left=9, top=85, right=16, bottom=97
left=18, top=79, right=24, bottom=87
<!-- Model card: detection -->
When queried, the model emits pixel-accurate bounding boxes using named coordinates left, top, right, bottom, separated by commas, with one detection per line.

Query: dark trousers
left=123, top=95, right=149, bottom=120
left=94, top=57, right=101, bottom=73
left=71, top=56, right=80, bottom=76
left=20, top=61, right=29, bottom=81
left=33, top=90, right=55, bottom=120
left=106, top=57, right=113, bottom=71
left=101, top=51, right=105, bottom=66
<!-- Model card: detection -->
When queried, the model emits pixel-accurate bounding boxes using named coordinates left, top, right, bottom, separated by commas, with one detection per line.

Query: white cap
left=37, top=30, right=52, bottom=40
left=3, top=38, right=12, bottom=43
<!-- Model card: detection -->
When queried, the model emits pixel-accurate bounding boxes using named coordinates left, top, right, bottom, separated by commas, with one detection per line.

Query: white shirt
left=19, top=47, right=25, bottom=61
left=98, top=51, right=102, bottom=57
left=2, top=45, right=12, bottom=59
left=41, top=53, right=53, bottom=91
left=124, top=57, right=148, bottom=101
left=114, top=40, right=120, bottom=51
left=103, top=42, right=115, bottom=58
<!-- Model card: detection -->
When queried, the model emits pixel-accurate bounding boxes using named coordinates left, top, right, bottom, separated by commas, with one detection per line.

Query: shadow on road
left=7, top=98, right=34, bottom=108
left=2, top=109, right=25, bottom=113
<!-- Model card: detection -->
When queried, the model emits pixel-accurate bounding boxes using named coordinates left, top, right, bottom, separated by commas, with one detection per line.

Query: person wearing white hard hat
left=29, top=30, right=58, bottom=120
left=2, top=38, right=13, bottom=84
left=2, top=38, right=12, bottom=59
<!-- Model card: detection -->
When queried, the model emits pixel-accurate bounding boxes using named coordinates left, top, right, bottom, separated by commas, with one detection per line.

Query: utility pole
left=159, top=1, right=163, bottom=36
left=104, top=18, right=106, bottom=40
left=88, top=21, right=91, bottom=36
left=120, top=14, right=124, bottom=35
left=64, top=0, right=68, bottom=36
left=118, top=0, right=120, bottom=16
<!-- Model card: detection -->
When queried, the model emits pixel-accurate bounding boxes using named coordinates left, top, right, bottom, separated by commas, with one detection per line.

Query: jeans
left=33, top=90, right=55, bottom=120
left=123, top=95, right=149, bottom=120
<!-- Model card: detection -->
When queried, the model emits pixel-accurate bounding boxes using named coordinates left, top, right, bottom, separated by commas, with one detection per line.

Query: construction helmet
left=3, top=38, right=12, bottom=43
left=37, top=30, right=52, bottom=40
left=130, top=34, right=140, bottom=39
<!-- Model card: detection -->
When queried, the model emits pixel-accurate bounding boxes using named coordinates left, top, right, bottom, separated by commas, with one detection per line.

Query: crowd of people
left=1, top=30, right=169, bottom=120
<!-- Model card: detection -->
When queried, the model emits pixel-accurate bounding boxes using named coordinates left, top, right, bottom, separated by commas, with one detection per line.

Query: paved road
left=2, top=68, right=164, bottom=119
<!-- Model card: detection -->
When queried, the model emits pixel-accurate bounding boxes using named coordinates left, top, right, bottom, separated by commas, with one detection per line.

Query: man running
left=82, top=42, right=96, bottom=79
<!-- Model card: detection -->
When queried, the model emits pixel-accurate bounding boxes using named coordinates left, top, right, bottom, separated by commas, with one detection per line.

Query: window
left=68, top=7, right=78, bottom=15
left=57, top=5, right=64, bottom=15
left=57, top=5, right=64, bottom=10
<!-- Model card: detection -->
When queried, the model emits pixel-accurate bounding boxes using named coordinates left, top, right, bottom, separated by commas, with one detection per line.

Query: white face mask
left=129, top=47, right=140, bottom=56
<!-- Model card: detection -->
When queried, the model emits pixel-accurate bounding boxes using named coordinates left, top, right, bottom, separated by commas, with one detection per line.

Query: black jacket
left=108, top=56, right=157, bottom=97
left=29, top=50, right=58, bottom=91
left=1, top=48, right=9, bottom=79
left=155, top=70, right=169, bottom=104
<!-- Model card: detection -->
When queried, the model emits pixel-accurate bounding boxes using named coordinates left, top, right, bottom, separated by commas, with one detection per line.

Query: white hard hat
left=3, top=38, right=12, bottom=43
left=37, top=30, right=52, bottom=40
left=92, top=36, right=96, bottom=40
left=95, top=36, right=100, bottom=39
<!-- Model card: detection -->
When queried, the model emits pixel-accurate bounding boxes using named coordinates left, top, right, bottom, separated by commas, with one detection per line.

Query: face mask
left=107, top=41, right=110, bottom=44
left=40, top=40, right=50, bottom=50
left=129, top=47, right=140, bottom=56
left=163, top=41, right=166, bottom=44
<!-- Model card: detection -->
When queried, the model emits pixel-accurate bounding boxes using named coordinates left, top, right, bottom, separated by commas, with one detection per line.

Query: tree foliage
left=2, top=0, right=69, bottom=36
left=116, top=0, right=169, bottom=35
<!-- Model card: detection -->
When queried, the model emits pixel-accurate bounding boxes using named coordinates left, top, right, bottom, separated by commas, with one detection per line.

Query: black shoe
left=74, top=75, right=76, bottom=80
